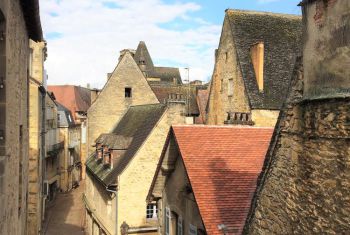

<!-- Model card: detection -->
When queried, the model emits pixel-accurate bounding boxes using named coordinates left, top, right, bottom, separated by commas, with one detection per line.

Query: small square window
left=146, top=203, right=157, bottom=219
left=125, top=88, right=132, bottom=98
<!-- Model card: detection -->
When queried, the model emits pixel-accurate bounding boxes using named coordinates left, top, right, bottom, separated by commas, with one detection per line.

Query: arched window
left=0, top=9, right=6, bottom=156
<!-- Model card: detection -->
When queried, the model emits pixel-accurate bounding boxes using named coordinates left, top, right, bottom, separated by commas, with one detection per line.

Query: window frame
left=125, top=87, right=132, bottom=98
left=146, top=203, right=157, bottom=219
left=165, top=207, right=171, bottom=235
left=177, top=216, right=183, bottom=235
left=228, top=79, right=233, bottom=97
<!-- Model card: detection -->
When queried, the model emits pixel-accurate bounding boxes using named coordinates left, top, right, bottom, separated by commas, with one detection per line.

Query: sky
left=40, top=0, right=302, bottom=88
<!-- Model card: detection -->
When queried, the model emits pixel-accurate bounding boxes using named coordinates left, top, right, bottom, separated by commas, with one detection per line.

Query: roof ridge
left=226, top=8, right=301, bottom=18
left=173, top=125, right=274, bottom=129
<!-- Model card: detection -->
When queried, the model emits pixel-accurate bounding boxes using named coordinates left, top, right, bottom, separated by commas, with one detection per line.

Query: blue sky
left=41, top=0, right=302, bottom=88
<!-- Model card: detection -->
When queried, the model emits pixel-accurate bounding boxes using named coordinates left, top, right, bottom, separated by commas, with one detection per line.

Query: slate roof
left=20, top=0, right=43, bottom=41
left=48, top=85, right=91, bottom=121
left=159, top=125, right=273, bottom=235
left=151, top=86, right=199, bottom=116
left=57, top=102, right=75, bottom=127
left=86, top=104, right=167, bottom=186
left=133, top=41, right=182, bottom=85
left=226, top=9, right=302, bottom=110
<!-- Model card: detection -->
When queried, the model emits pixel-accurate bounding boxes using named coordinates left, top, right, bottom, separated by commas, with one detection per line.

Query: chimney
left=250, top=42, right=264, bottom=91
left=90, top=89, right=99, bottom=105
left=119, top=49, right=136, bottom=62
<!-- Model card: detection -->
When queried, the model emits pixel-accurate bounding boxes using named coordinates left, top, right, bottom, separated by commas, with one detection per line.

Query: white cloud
left=40, top=0, right=221, bottom=88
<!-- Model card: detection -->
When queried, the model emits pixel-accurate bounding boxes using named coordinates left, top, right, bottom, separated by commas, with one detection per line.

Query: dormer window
left=125, top=87, right=132, bottom=98
left=250, top=42, right=264, bottom=91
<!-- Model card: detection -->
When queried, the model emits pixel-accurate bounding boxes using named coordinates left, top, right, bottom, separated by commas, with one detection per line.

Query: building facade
left=48, top=85, right=91, bottom=179
left=44, top=92, right=63, bottom=205
left=85, top=102, right=186, bottom=235
left=86, top=51, right=160, bottom=157
left=0, top=1, right=42, bottom=234
left=207, top=9, right=302, bottom=127
left=57, top=102, right=80, bottom=192
left=245, top=0, right=350, bottom=234
left=28, top=39, right=47, bottom=235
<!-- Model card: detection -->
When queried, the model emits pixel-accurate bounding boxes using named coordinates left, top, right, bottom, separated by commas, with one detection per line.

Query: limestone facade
left=86, top=52, right=159, bottom=157
left=0, top=1, right=42, bottom=235
left=84, top=103, right=186, bottom=235
left=245, top=0, right=350, bottom=234
left=28, top=40, right=46, bottom=235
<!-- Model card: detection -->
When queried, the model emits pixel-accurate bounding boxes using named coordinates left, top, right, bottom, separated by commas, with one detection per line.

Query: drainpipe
left=106, top=186, right=118, bottom=235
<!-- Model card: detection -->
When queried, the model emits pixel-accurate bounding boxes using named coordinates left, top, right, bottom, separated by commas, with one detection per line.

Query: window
left=146, top=203, right=157, bottom=219
left=177, top=216, right=183, bottom=235
left=220, top=79, right=223, bottom=92
left=189, top=224, right=197, bottom=235
left=165, top=207, right=170, bottom=235
left=228, top=79, right=233, bottom=96
left=125, top=87, right=132, bottom=98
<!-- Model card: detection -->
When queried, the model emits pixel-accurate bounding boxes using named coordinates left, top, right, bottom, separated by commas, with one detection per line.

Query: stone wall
left=87, top=52, right=159, bottom=156
left=28, top=40, right=46, bottom=235
left=0, top=1, right=30, bottom=235
left=159, top=137, right=204, bottom=234
left=117, top=103, right=185, bottom=232
left=245, top=1, right=350, bottom=234
left=207, top=16, right=250, bottom=125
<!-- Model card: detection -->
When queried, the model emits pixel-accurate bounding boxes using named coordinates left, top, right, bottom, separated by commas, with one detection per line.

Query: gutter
left=106, top=186, right=119, bottom=235
left=127, top=227, right=158, bottom=234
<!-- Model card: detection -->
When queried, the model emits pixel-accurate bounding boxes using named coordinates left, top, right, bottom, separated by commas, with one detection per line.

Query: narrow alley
left=43, top=182, right=86, bottom=235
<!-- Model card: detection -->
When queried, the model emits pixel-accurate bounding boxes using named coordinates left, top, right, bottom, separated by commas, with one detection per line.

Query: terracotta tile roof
left=48, top=85, right=91, bottom=122
left=172, top=125, right=274, bottom=235
left=195, top=89, right=209, bottom=124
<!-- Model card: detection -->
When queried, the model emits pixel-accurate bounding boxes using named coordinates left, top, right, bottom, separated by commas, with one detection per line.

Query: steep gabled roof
left=48, top=85, right=91, bottom=121
left=149, top=125, right=273, bottom=235
left=134, top=41, right=154, bottom=70
left=133, top=41, right=182, bottom=85
left=86, top=104, right=167, bottom=186
left=226, top=9, right=302, bottom=109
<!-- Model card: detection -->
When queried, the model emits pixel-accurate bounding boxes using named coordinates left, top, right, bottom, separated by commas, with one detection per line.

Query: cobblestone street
left=44, top=181, right=86, bottom=235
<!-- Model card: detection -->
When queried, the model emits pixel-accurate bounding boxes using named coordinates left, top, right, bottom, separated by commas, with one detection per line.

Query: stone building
left=27, top=39, right=47, bottom=235
left=48, top=85, right=91, bottom=179
left=207, top=9, right=302, bottom=127
left=244, top=0, right=350, bottom=234
left=0, top=0, right=42, bottom=235
left=84, top=102, right=186, bottom=235
left=86, top=51, right=160, bottom=157
left=44, top=92, right=63, bottom=205
left=57, top=102, right=81, bottom=192
left=130, top=41, right=182, bottom=86
left=147, top=126, right=273, bottom=235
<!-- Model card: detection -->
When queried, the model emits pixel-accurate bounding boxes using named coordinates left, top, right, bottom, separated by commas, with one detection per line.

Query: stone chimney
left=250, top=42, right=264, bottom=91
left=90, top=89, right=99, bottom=105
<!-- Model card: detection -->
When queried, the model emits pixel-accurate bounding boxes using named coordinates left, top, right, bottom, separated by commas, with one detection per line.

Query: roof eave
left=20, top=0, right=43, bottom=41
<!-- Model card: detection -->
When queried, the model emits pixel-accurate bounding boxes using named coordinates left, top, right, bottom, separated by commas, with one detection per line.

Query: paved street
left=44, top=181, right=86, bottom=235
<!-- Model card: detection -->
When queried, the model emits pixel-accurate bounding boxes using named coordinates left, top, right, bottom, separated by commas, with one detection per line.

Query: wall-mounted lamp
left=0, top=31, right=4, bottom=41
left=0, top=77, right=4, bottom=89
left=0, top=130, right=4, bottom=141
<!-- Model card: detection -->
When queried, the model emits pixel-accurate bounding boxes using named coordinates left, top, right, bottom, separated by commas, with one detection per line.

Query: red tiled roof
left=48, top=85, right=91, bottom=122
left=195, top=89, right=209, bottom=124
left=172, top=125, right=274, bottom=235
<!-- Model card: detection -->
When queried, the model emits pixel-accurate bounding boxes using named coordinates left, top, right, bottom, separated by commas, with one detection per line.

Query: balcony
left=47, top=141, right=64, bottom=158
